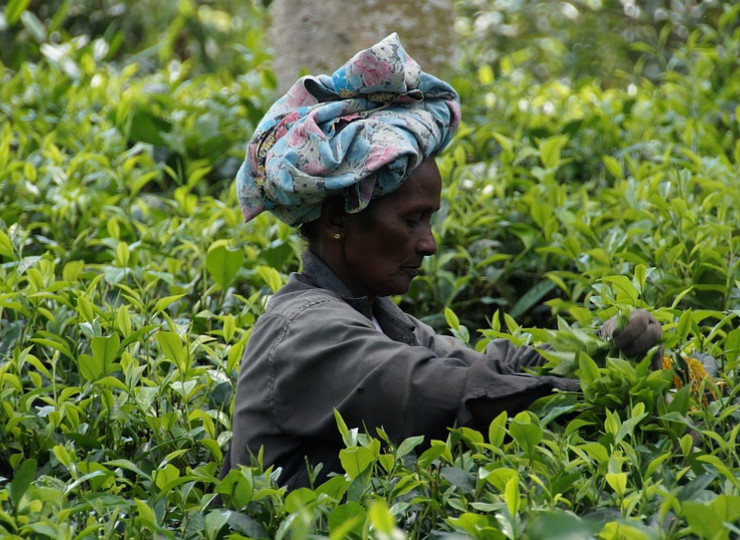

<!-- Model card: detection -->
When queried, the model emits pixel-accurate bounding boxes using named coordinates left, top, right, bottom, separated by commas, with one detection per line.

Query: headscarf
left=236, top=33, right=461, bottom=226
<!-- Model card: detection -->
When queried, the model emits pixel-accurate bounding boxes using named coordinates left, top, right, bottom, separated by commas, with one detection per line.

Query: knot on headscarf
left=236, top=33, right=461, bottom=226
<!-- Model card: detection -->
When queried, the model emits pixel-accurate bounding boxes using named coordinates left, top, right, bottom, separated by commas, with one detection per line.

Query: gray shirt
left=228, top=251, right=577, bottom=488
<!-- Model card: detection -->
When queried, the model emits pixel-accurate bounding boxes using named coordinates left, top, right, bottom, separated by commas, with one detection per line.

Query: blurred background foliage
left=1, top=0, right=270, bottom=75
left=2, top=0, right=733, bottom=81
left=2, top=0, right=739, bottom=332
left=455, top=0, right=731, bottom=86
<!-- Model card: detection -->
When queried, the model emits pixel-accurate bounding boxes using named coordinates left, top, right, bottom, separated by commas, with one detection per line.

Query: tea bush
left=1, top=0, right=740, bottom=538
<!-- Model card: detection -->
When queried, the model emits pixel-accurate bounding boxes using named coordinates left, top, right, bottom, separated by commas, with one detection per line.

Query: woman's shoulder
left=265, top=273, right=357, bottom=322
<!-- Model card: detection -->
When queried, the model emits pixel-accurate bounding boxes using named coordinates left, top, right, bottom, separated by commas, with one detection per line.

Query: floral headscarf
left=236, top=33, right=461, bottom=226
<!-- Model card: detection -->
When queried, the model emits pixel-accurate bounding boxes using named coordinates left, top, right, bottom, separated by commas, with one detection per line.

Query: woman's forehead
left=373, top=159, right=442, bottom=212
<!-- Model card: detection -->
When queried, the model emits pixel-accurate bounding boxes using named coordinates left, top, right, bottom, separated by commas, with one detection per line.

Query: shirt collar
left=300, top=250, right=417, bottom=344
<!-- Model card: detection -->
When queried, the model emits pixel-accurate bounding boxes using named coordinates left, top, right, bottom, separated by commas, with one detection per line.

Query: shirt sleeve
left=410, top=314, right=549, bottom=372
left=257, top=297, right=569, bottom=445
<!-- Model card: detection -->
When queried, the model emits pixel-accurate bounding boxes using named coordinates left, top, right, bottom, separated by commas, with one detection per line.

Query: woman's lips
left=401, top=266, right=420, bottom=277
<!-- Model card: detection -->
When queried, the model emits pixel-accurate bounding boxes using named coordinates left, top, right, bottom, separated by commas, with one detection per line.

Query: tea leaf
left=444, top=306, right=460, bottom=330
left=328, top=502, right=365, bottom=538
left=91, top=334, right=120, bottom=377
left=504, top=473, right=520, bottom=516
left=135, top=499, right=157, bottom=526
left=339, top=439, right=380, bottom=479
left=368, top=500, right=396, bottom=534
left=488, top=410, right=508, bottom=448
left=155, top=331, right=186, bottom=370
left=539, top=135, right=568, bottom=169
left=681, top=501, right=726, bottom=540
left=604, top=472, right=627, bottom=497
left=395, top=435, right=424, bottom=458
left=602, top=155, right=622, bottom=178
left=256, top=265, right=282, bottom=293
left=9, top=458, right=36, bottom=510
left=4, top=0, right=30, bottom=26
left=0, top=229, right=13, bottom=257
left=509, top=412, right=542, bottom=456
left=207, top=241, right=245, bottom=291
left=696, top=455, right=740, bottom=491
left=528, top=511, right=601, bottom=540
left=205, top=510, right=231, bottom=539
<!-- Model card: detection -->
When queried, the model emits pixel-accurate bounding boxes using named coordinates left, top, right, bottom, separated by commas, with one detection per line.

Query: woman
left=225, top=34, right=662, bottom=489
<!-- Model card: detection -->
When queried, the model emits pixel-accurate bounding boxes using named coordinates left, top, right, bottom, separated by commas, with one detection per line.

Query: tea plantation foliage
left=2, top=0, right=740, bottom=538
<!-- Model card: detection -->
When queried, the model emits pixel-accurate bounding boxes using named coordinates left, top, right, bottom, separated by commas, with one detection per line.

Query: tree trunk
left=269, top=0, right=456, bottom=93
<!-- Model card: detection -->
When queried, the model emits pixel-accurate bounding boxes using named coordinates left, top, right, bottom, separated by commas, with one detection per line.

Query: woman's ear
left=319, top=196, right=346, bottom=240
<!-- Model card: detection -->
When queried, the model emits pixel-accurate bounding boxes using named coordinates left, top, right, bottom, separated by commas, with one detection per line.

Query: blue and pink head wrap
left=236, top=33, right=461, bottom=226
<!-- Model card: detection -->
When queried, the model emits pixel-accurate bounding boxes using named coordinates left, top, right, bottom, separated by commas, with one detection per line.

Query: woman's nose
left=417, top=225, right=437, bottom=256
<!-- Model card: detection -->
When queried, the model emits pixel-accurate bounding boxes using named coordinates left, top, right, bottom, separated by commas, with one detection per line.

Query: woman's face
left=338, top=158, right=441, bottom=299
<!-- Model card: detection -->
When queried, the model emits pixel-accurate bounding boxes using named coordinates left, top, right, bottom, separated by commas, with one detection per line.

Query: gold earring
left=333, top=233, right=341, bottom=240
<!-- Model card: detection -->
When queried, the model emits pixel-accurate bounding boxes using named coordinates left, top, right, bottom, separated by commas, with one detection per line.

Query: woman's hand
left=600, top=309, right=663, bottom=362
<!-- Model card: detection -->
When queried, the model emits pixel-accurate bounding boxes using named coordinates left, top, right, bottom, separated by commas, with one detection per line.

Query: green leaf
left=207, top=241, right=244, bottom=290
left=605, top=472, right=627, bottom=497
left=329, top=502, right=365, bottom=539
left=315, top=475, right=350, bottom=501
left=602, top=155, right=622, bottom=178
left=528, top=511, right=601, bottom=540
left=53, top=444, right=73, bottom=468
left=339, top=439, right=380, bottom=479
left=488, top=410, right=508, bottom=448
left=510, top=279, right=556, bottom=319
left=78, top=353, right=98, bottom=383
left=333, top=408, right=349, bottom=440
left=91, top=334, right=120, bottom=377
left=417, top=443, right=447, bottom=469
left=448, top=513, right=504, bottom=538
left=262, top=242, right=294, bottom=269
left=681, top=501, right=727, bottom=540
left=284, top=488, right=317, bottom=513
left=9, top=458, right=36, bottom=510
left=0, top=229, right=13, bottom=257
left=723, top=327, right=740, bottom=363
left=509, top=414, right=543, bottom=455
left=47, top=0, right=70, bottom=33
left=256, top=265, right=282, bottom=293
left=712, top=495, right=740, bottom=523
left=205, top=510, right=231, bottom=540
left=444, top=306, right=460, bottom=330
left=367, top=500, right=395, bottom=535
left=226, top=512, right=270, bottom=538
left=676, top=309, right=693, bottom=342
left=600, top=275, right=638, bottom=304
left=615, top=403, right=648, bottom=443
left=504, top=473, right=520, bottom=516
left=135, top=499, right=157, bottom=526
left=128, top=108, right=171, bottom=146
left=155, top=331, right=186, bottom=370
left=483, top=467, right=517, bottom=492
left=215, top=469, right=254, bottom=508
left=539, top=135, right=568, bottom=169
left=646, top=452, right=671, bottom=477
left=578, top=443, right=609, bottom=466
left=478, top=64, right=494, bottom=84
left=576, top=353, right=600, bottom=389
left=154, top=293, right=187, bottom=314
left=116, top=305, right=132, bottom=337
left=4, top=0, right=30, bottom=26
left=76, top=294, right=95, bottom=323
left=395, top=435, right=424, bottom=458
left=696, top=455, right=740, bottom=490
left=153, top=463, right=180, bottom=490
